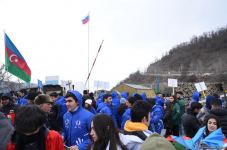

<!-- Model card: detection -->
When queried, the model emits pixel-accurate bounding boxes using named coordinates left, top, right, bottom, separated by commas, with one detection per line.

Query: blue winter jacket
left=100, top=102, right=117, bottom=126
left=141, top=92, right=147, bottom=101
left=111, top=91, right=120, bottom=106
left=63, top=90, right=94, bottom=150
left=97, top=102, right=105, bottom=113
left=121, top=92, right=128, bottom=99
left=149, top=97, right=164, bottom=133
left=55, top=96, right=67, bottom=119
left=192, top=92, right=200, bottom=102
left=111, top=91, right=120, bottom=128
left=17, top=95, right=28, bottom=106
left=121, top=108, right=131, bottom=130
left=88, top=107, right=97, bottom=115
left=96, top=92, right=104, bottom=108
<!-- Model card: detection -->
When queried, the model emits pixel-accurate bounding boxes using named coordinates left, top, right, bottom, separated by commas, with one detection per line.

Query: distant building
left=113, top=83, right=155, bottom=98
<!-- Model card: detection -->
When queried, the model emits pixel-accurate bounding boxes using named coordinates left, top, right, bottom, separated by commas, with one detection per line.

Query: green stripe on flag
left=5, top=57, right=31, bottom=82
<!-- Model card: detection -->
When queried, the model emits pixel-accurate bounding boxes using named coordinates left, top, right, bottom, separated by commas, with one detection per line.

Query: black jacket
left=0, top=112, right=14, bottom=150
left=181, top=110, right=201, bottom=138
left=210, top=108, right=227, bottom=137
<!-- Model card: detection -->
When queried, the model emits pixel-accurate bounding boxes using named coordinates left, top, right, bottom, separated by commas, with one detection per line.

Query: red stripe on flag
left=6, top=47, right=31, bottom=76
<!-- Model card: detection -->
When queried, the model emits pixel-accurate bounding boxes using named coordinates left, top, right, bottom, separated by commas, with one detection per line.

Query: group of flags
left=3, top=14, right=90, bottom=85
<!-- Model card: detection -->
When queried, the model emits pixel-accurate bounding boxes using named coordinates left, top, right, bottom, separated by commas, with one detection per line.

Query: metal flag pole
left=87, top=14, right=90, bottom=90
left=84, top=40, right=104, bottom=89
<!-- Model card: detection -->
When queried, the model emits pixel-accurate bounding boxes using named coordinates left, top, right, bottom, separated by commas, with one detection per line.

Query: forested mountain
left=121, top=26, right=227, bottom=85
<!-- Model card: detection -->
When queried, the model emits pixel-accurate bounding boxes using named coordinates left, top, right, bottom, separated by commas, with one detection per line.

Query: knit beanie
left=141, top=133, right=176, bottom=150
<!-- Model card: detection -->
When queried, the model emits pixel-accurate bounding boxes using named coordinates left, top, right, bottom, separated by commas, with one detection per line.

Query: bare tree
left=0, top=64, right=20, bottom=93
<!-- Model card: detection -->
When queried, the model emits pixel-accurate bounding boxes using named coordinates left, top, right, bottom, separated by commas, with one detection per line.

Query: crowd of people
left=0, top=88, right=227, bottom=150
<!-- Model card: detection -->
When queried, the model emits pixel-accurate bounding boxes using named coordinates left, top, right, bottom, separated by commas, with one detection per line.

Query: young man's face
left=66, top=97, right=79, bottom=112
left=1, top=98, right=10, bottom=106
left=50, top=96, right=57, bottom=102
left=105, top=96, right=112, bottom=104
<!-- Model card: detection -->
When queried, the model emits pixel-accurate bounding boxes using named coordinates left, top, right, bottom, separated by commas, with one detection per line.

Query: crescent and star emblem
left=9, top=54, right=19, bottom=63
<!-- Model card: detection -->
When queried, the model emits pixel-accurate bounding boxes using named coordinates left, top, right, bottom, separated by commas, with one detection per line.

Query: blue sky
left=0, top=0, right=227, bottom=91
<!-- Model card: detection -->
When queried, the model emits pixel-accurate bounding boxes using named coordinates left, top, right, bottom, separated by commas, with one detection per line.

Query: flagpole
left=84, top=40, right=104, bottom=88
left=87, top=14, right=90, bottom=91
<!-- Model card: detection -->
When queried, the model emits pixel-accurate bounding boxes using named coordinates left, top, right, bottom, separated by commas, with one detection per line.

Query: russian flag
left=82, top=15, right=89, bottom=24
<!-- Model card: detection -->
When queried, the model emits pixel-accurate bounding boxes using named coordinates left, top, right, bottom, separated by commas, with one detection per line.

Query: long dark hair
left=91, top=114, right=127, bottom=150
left=204, top=114, right=220, bottom=136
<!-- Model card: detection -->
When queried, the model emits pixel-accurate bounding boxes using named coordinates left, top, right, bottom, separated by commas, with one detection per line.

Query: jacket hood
left=192, top=92, right=200, bottom=102
left=206, top=95, right=215, bottom=110
left=98, top=92, right=105, bottom=99
left=121, top=92, right=128, bottom=99
left=67, top=90, right=83, bottom=107
left=155, top=96, right=164, bottom=107
left=111, top=91, right=118, bottom=99
left=124, top=120, right=148, bottom=132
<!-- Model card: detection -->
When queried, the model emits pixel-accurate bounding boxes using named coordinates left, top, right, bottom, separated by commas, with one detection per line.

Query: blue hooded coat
left=149, top=96, right=164, bottom=133
left=63, top=90, right=94, bottom=150
left=121, top=92, right=128, bottom=99
left=120, top=108, right=131, bottom=130
left=55, top=96, right=67, bottom=118
left=111, top=91, right=120, bottom=127
left=141, top=92, right=147, bottom=101
left=192, top=92, right=200, bottom=102
left=100, top=102, right=118, bottom=126
left=95, top=92, right=104, bottom=108
left=17, top=95, right=28, bottom=106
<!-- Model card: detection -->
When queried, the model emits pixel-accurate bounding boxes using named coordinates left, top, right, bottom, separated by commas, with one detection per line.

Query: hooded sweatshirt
left=63, top=90, right=94, bottom=150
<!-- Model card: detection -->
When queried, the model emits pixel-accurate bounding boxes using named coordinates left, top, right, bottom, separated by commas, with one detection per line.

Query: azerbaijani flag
left=82, top=15, right=89, bottom=24
left=5, top=33, right=31, bottom=82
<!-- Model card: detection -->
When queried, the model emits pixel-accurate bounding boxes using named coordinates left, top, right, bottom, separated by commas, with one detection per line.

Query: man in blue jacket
left=63, top=90, right=94, bottom=150
left=16, top=89, right=28, bottom=106
left=100, top=93, right=117, bottom=126
left=121, top=96, right=137, bottom=129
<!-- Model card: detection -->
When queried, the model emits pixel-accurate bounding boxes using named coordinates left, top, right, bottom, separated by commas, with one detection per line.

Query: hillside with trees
left=121, top=26, right=227, bottom=85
